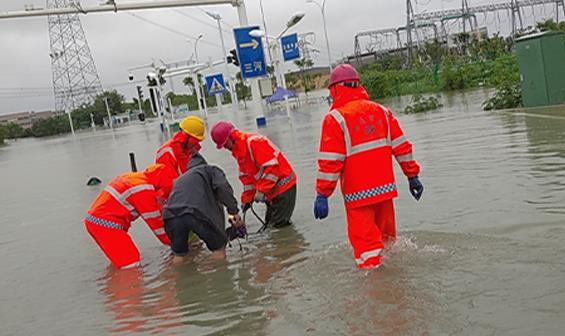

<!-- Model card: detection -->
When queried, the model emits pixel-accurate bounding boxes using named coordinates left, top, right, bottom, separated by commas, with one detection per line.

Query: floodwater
left=1, top=89, right=564, bottom=335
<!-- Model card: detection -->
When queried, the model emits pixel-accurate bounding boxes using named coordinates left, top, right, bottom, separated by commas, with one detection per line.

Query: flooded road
left=1, top=89, right=564, bottom=335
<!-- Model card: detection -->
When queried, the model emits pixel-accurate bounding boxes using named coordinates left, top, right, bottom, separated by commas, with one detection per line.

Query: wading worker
left=84, top=164, right=177, bottom=269
left=210, top=121, right=297, bottom=228
left=155, top=115, right=205, bottom=178
left=163, top=152, right=246, bottom=261
left=313, top=64, right=424, bottom=270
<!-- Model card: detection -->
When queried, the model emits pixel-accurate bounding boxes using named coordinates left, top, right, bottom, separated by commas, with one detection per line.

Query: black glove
left=409, top=176, right=424, bottom=201
left=226, top=225, right=247, bottom=241
left=242, top=203, right=252, bottom=212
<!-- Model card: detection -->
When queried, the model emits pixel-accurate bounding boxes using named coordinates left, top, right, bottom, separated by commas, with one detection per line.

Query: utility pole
left=306, top=0, right=332, bottom=70
left=47, top=0, right=103, bottom=135
left=258, top=0, right=273, bottom=67
left=406, top=0, right=414, bottom=67
left=206, top=11, right=238, bottom=112
left=510, top=0, right=524, bottom=36
left=461, top=0, right=480, bottom=40
left=235, top=1, right=263, bottom=116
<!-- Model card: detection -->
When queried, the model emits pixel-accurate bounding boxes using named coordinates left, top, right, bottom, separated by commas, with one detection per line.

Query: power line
left=172, top=8, right=232, bottom=34
left=126, top=12, right=223, bottom=49
left=195, top=7, right=235, bottom=28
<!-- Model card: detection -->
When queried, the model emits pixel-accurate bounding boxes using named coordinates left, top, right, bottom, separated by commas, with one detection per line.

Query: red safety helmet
left=211, top=120, right=235, bottom=149
left=328, top=64, right=360, bottom=88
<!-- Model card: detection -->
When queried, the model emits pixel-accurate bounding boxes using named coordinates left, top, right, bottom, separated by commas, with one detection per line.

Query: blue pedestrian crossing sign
left=233, top=26, right=267, bottom=79
left=281, top=33, right=300, bottom=62
left=205, top=73, right=226, bottom=95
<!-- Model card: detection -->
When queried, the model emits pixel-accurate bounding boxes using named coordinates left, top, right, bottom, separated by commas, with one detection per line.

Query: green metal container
left=516, top=31, right=565, bottom=108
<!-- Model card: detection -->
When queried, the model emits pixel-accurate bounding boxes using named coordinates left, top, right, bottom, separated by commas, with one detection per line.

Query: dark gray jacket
left=163, top=152, right=239, bottom=234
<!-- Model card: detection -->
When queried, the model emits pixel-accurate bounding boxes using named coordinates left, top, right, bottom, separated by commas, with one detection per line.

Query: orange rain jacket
left=230, top=130, right=297, bottom=204
left=155, top=131, right=201, bottom=178
left=316, top=85, right=420, bottom=209
left=85, top=172, right=171, bottom=245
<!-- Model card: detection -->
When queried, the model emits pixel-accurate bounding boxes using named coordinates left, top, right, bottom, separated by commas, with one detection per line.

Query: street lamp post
left=205, top=11, right=234, bottom=112
left=306, top=0, right=333, bottom=70
left=194, top=34, right=203, bottom=64
left=250, top=12, right=304, bottom=119
left=192, top=34, right=208, bottom=116
left=249, top=12, right=305, bottom=90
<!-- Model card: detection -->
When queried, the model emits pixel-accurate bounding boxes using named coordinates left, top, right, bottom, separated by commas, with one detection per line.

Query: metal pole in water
left=129, top=151, right=138, bottom=172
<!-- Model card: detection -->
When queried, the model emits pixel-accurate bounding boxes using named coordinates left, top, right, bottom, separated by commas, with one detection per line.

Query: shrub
left=404, top=95, right=443, bottom=114
left=483, top=84, right=522, bottom=110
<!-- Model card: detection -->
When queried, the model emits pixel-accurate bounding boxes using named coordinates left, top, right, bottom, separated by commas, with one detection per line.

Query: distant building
left=0, top=110, right=59, bottom=129
left=287, top=66, right=331, bottom=77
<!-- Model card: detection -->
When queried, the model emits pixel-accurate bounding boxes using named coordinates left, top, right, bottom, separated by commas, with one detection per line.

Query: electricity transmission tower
left=46, top=0, right=103, bottom=113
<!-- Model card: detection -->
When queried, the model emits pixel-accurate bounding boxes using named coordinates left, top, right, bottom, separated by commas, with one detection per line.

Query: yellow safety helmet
left=179, top=116, right=205, bottom=141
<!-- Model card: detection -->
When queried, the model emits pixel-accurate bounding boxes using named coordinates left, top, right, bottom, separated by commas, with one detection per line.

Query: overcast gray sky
left=0, top=0, right=549, bottom=115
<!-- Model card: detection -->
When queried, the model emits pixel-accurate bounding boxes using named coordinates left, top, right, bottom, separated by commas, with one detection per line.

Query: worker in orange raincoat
left=210, top=121, right=297, bottom=228
left=84, top=164, right=177, bottom=269
left=155, top=115, right=205, bottom=178
left=313, top=64, right=424, bottom=270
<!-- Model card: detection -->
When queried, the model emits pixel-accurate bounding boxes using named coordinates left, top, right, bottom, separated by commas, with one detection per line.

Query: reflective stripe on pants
left=345, top=199, right=396, bottom=269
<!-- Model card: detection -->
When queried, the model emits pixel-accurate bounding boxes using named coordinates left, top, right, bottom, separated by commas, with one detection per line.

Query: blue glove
left=409, top=176, right=424, bottom=201
left=314, top=194, right=329, bottom=219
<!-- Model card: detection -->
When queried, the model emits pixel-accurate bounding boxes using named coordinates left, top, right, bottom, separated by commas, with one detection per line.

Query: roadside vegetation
left=359, top=34, right=517, bottom=106
left=358, top=19, right=565, bottom=112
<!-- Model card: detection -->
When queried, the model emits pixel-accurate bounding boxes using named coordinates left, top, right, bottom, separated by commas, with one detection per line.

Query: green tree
left=71, top=90, right=126, bottom=128
left=235, top=72, right=251, bottom=107
left=183, top=76, right=196, bottom=95
left=30, top=115, right=71, bottom=137
left=441, top=56, right=466, bottom=91
left=294, top=58, right=315, bottom=94
left=168, top=93, right=199, bottom=111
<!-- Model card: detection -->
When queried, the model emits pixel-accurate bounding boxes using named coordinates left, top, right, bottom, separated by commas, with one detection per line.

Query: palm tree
left=183, top=76, right=195, bottom=95
left=294, top=58, right=315, bottom=94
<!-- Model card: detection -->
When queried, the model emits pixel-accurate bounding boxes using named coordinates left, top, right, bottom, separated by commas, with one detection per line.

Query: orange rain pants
left=346, top=199, right=396, bottom=269
left=85, top=221, right=141, bottom=269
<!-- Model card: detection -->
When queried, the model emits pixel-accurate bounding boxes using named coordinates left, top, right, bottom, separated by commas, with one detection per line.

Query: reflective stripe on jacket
left=316, top=86, right=420, bottom=209
left=231, top=130, right=297, bottom=204
left=86, top=172, right=170, bottom=245
left=155, top=131, right=197, bottom=178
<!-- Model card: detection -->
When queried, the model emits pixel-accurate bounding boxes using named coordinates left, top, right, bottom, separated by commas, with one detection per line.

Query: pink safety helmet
left=328, top=64, right=360, bottom=88
left=210, top=120, right=235, bottom=149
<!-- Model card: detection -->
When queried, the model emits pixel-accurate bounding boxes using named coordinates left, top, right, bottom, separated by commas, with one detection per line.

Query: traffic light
left=146, top=74, right=158, bottom=87
left=157, top=67, right=167, bottom=86
left=228, top=49, right=240, bottom=67
left=136, top=85, right=144, bottom=100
